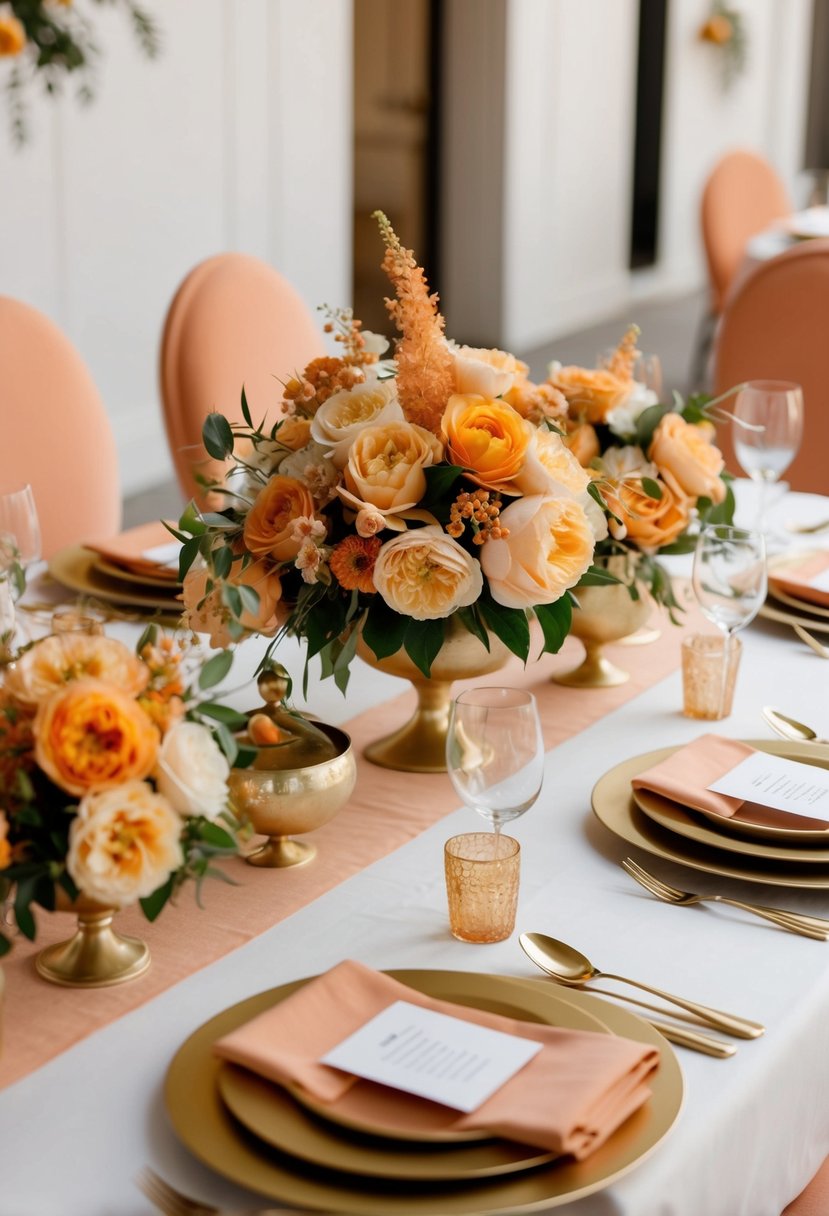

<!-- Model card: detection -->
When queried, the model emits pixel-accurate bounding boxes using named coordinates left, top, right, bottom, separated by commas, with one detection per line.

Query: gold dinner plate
left=165, top=971, right=683, bottom=1214
left=593, top=743, right=829, bottom=888
left=92, top=554, right=182, bottom=591
left=49, top=545, right=183, bottom=614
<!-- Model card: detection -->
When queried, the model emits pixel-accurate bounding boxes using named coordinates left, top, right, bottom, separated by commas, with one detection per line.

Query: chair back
left=702, top=150, right=791, bottom=314
left=0, top=297, right=121, bottom=559
left=713, top=239, right=829, bottom=495
left=160, top=254, right=324, bottom=503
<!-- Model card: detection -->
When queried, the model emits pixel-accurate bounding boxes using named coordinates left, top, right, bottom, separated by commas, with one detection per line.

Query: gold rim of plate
left=48, top=545, right=183, bottom=613
left=93, top=554, right=182, bottom=591
left=164, top=970, right=683, bottom=1214
left=592, top=740, right=829, bottom=887
left=767, top=582, right=829, bottom=621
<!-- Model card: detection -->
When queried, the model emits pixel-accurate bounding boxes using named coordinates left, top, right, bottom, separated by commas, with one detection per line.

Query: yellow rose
left=547, top=365, right=629, bottom=425
left=67, top=782, right=183, bottom=907
left=310, top=380, right=403, bottom=468
left=243, top=475, right=318, bottom=561
left=344, top=421, right=443, bottom=513
left=0, top=15, right=25, bottom=56
left=442, top=394, right=531, bottom=493
left=35, top=679, right=159, bottom=797
left=649, top=413, right=726, bottom=504
left=565, top=422, right=600, bottom=467
left=373, top=526, right=483, bottom=620
left=513, top=428, right=590, bottom=497
left=480, top=495, right=595, bottom=609
left=6, top=635, right=149, bottom=708
left=182, top=559, right=284, bottom=648
left=0, top=810, right=9, bottom=869
left=605, top=471, right=691, bottom=549
left=450, top=345, right=524, bottom=398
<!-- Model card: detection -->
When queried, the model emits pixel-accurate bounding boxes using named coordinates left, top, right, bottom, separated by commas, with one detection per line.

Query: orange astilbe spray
left=373, top=210, right=454, bottom=436
left=605, top=325, right=640, bottom=382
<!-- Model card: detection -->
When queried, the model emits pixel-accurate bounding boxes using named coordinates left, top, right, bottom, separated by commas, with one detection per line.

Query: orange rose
left=6, top=635, right=149, bottom=708
left=547, top=365, right=629, bottom=425
left=0, top=15, right=25, bottom=56
left=182, top=559, right=284, bottom=648
left=442, top=394, right=531, bottom=493
left=34, top=679, right=159, bottom=797
left=0, top=810, right=9, bottom=869
left=243, top=475, right=318, bottom=561
left=276, top=416, right=313, bottom=451
left=649, top=413, right=726, bottom=504
left=565, top=422, right=600, bottom=467
left=605, top=471, right=691, bottom=550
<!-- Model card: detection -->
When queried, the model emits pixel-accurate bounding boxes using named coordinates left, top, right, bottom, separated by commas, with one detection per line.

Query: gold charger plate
left=767, top=583, right=829, bottom=621
left=633, top=740, right=829, bottom=848
left=49, top=545, right=183, bottom=614
left=165, top=970, right=683, bottom=1214
left=592, top=743, right=829, bottom=888
left=92, top=553, right=182, bottom=591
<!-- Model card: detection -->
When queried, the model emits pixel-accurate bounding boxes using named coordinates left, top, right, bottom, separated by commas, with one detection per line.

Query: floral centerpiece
left=177, top=213, right=609, bottom=713
left=0, top=622, right=248, bottom=964
left=548, top=325, right=735, bottom=621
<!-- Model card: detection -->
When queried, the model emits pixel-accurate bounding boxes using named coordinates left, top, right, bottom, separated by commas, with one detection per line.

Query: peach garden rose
left=547, top=363, right=630, bottom=425
left=513, top=427, right=591, bottom=497
left=604, top=471, right=691, bottom=550
left=343, top=420, right=443, bottom=513
left=243, top=475, right=318, bottom=561
left=311, top=380, right=403, bottom=468
left=480, top=494, right=595, bottom=609
left=182, top=560, right=284, bottom=649
left=6, top=634, right=149, bottom=708
left=372, top=526, right=483, bottom=620
left=649, top=412, right=726, bottom=504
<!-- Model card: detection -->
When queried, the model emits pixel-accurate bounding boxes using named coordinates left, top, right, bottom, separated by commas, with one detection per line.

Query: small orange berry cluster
left=447, top=490, right=508, bottom=545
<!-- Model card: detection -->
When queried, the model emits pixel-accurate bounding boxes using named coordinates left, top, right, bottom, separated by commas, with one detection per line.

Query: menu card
left=709, top=753, right=829, bottom=822
left=321, top=999, right=543, bottom=1113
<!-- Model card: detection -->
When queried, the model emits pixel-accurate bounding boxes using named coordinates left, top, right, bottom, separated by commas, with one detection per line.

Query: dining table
left=2, top=484, right=829, bottom=1216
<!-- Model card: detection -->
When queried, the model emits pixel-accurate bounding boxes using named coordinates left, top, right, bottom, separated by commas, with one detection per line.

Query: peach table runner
left=1, top=617, right=698, bottom=1089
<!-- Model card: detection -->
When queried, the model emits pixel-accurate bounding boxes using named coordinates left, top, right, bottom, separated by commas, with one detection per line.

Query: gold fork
left=136, top=1168, right=315, bottom=1216
left=622, top=857, right=829, bottom=939
left=793, top=623, right=829, bottom=659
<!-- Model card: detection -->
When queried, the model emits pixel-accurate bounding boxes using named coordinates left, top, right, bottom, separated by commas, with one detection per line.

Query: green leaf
left=479, top=596, right=531, bottom=662
left=178, top=500, right=207, bottom=536
left=233, top=744, right=257, bottom=770
left=0, top=934, right=10, bottom=958
left=212, top=544, right=233, bottom=580
left=213, top=720, right=240, bottom=766
left=197, top=821, right=237, bottom=850
left=420, top=464, right=467, bottom=510
left=222, top=583, right=243, bottom=619
left=178, top=535, right=202, bottom=582
left=199, top=650, right=234, bottom=690
left=361, top=598, right=408, bottom=661
left=534, top=597, right=572, bottom=655
left=699, top=480, right=735, bottom=526
left=403, top=618, right=446, bottom=678
left=455, top=604, right=490, bottom=650
left=636, top=403, right=671, bottom=453
left=140, top=876, right=175, bottom=922
left=202, top=413, right=235, bottom=460
left=14, top=879, right=37, bottom=940
left=237, top=584, right=261, bottom=617
left=240, top=385, right=253, bottom=428
left=135, top=623, right=158, bottom=655
left=640, top=477, right=663, bottom=501
left=196, top=702, right=249, bottom=730
left=576, top=564, right=622, bottom=587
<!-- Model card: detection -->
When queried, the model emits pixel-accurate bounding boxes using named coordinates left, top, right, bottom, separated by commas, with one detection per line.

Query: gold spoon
left=519, top=933, right=764, bottom=1039
left=762, top=705, right=822, bottom=744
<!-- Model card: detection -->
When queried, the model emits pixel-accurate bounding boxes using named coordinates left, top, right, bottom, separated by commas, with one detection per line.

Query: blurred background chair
left=712, top=239, right=829, bottom=495
left=691, top=150, right=791, bottom=389
left=0, top=296, right=121, bottom=559
left=159, top=253, right=325, bottom=505
left=783, top=1158, right=829, bottom=1215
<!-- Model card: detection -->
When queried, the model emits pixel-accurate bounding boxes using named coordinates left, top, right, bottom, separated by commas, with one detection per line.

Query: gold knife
left=647, top=1018, right=736, bottom=1058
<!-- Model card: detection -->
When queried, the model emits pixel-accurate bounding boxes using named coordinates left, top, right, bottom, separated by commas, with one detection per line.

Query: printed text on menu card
left=709, top=753, right=829, bottom=822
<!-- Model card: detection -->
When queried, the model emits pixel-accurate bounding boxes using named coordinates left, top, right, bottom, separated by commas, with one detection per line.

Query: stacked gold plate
left=760, top=549, right=829, bottom=636
left=592, top=739, right=829, bottom=888
left=48, top=544, right=182, bottom=619
left=164, top=970, right=683, bottom=1214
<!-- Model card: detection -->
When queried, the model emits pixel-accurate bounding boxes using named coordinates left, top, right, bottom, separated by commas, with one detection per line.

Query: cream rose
left=67, top=782, right=183, bottom=907
left=155, top=721, right=229, bottom=820
left=373, top=526, right=483, bottom=620
left=310, top=381, right=403, bottom=468
left=450, top=344, right=523, bottom=398
left=480, top=495, right=595, bottom=609
left=513, top=428, right=590, bottom=497
left=344, top=421, right=443, bottom=513
left=649, top=413, right=726, bottom=504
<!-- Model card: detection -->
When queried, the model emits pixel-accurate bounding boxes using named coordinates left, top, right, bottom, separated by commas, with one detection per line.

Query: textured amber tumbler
left=682, top=634, right=742, bottom=720
left=444, top=833, right=520, bottom=944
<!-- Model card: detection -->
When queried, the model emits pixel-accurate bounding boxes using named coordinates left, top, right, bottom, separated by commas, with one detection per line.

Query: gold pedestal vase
left=35, top=894, right=150, bottom=988
left=554, top=558, right=651, bottom=689
left=357, top=618, right=512, bottom=773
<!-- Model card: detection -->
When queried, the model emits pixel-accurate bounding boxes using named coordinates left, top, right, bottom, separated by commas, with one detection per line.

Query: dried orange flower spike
left=605, top=325, right=640, bottom=382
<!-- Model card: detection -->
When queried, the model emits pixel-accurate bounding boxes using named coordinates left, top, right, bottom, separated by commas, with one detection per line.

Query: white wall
left=0, top=0, right=352, bottom=495
left=442, top=0, right=814, bottom=350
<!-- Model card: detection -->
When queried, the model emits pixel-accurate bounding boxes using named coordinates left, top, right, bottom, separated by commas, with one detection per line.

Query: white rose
left=449, top=342, right=520, bottom=398
left=156, top=721, right=230, bottom=820
left=361, top=330, right=390, bottom=356
left=513, top=428, right=590, bottom=497
left=67, top=782, right=183, bottom=907
left=605, top=382, right=658, bottom=440
left=601, top=444, right=657, bottom=482
left=310, top=381, right=403, bottom=468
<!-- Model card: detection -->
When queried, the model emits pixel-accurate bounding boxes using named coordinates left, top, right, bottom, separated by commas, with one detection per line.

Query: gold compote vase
left=553, top=555, right=652, bottom=689
left=36, top=890, right=150, bottom=988
left=357, top=616, right=513, bottom=773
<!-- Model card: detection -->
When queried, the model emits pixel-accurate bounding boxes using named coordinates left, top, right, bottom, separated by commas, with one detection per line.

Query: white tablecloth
left=3, top=490, right=829, bottom=1216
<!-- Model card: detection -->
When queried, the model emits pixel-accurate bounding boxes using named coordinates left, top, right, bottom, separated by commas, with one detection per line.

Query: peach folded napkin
left=632, top=734, right=829, bottom=830
left=85, top=520, right=181, bottom=581
left=213, top=960, right=659, bottom=1159
left=769, top=551, right=829, bottom=608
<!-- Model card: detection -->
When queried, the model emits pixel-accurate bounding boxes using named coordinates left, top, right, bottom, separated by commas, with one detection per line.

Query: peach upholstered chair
left=159, top=253, right=325, bottom=503
left=691, top=150, right=791, bottom=388
left=712, top=239, right=829, bottom=495
left=783, top=1158, right=829, bottom=1215
left=0, top=296, right=121, bottom=559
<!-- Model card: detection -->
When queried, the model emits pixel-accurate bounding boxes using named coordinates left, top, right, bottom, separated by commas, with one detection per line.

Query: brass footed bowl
left=228, top=723, right=356, bottom=868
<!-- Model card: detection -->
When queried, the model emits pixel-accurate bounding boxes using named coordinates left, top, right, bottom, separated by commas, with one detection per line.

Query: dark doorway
left=629, top=0, right=669, bottom=270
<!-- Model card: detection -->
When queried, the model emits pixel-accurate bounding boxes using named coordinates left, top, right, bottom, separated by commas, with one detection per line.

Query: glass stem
left=756, top=477, right=768, bottom=536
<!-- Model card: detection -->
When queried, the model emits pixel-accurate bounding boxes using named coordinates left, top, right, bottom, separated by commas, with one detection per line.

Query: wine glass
left=0, top=485, right=41, bottom=569
left=446, top=687, right=544, bottom=842
left=692, top=525, right=767, bottom=717
left=732, top=381, right=804, bottom=535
